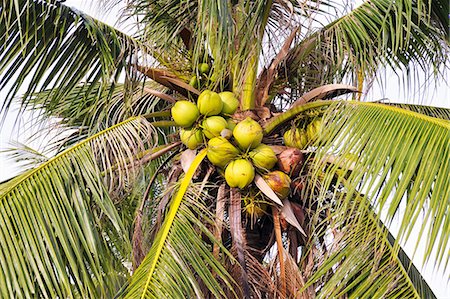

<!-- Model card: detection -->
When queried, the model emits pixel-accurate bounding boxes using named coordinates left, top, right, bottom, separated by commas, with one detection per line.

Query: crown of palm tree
left=0, top=0, right=449, bottom=298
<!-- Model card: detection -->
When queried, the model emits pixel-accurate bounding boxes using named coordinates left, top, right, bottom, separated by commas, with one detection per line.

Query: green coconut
left=306, top=119, right=323, bottom=142
left=180, top=128, right=204, bottom=149
left=225, top=159, right=255, bottom=189
left=207, top=137, right=240, bottom=168
left=219, top=91, right=239, bottom=114
left=171, top=100, right=199, bottom=127
left=197, top=90, right=223, bottom=116
left=232, top=117, right=263, bottom=150
left=249, top=144, right=277, bottom=170
left=202, top=116, right=228, bottom=139
left=283, top=128, right=308, bottom=149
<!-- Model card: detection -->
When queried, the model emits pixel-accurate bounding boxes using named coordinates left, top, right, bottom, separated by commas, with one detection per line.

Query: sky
left=0, top=0, right=449, bottom=297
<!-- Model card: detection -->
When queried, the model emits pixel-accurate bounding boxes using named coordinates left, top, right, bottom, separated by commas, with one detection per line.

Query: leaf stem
left=140, top=149, right=207, bottom=298
left=263, top=100, right=333, bottom=134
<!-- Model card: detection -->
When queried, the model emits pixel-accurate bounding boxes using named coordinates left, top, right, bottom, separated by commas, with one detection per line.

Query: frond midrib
left=0, top=116, right=140, bottom=198
left=352, top=101, right=450, bottom=128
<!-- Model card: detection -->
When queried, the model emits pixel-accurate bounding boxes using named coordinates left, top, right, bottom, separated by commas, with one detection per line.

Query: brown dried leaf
left=254, top=174, right=283, bottom=206
left=272, top=209, right=286, bottom=298
left=132, top=212, right=144, bottom=270
left=255, top=107, right=272, bottom=120
left=213, top=184, right=227, bottom=259
left=180, top=149, right=197, bottom=174
left=290, top=84, right=358, bottom=108
left=137, top=66, right=200, bottom=97
left=164, top=76, right=200, bottom=95
left=256, top=28, right=299, bottom=107
left=232, top=110, right=260, bottom=122
left=280, top=200, right=306, bottom=236
left=143, top=87, right=177, bottom=103
left=229, top=188, right=251, bottom=298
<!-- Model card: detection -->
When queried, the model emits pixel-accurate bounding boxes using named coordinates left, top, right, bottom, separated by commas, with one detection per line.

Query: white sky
left=0, top=0, right=448, bottom=297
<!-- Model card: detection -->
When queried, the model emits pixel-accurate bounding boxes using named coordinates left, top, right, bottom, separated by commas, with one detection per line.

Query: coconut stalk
left=232, top=0, right=272, bottom=111
left=239, top=54, right=258, bottom=110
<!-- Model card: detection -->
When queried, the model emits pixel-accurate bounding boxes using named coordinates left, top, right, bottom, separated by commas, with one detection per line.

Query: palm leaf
left=0, top=0, right=151, bottom=124
left=0, top=116, right=154, bottom=298
left=1, top=141, right=49, bottom=173
left=305, top=194, right=437, bottom=298
left=27, top=81, right=170, bottom=134
left=387, top=230, right=436, bottom=299
left=385, top=102, right=450, bottom=120
left=122, top=149, right=237, bottom=298
left=310, top=101, right=449, bottom=269
left=122, top=0, right=195, bottom=69
left=280, top=0, right=449, bottom=96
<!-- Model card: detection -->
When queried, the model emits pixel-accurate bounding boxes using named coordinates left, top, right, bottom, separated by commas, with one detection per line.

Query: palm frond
left=1, top=141, right=49, bottom=172
left=122, top=150, right=237, bottom=298
left=305, top=194, right=437, bottom=298
left=384, top=102, right=450, bottom=120
left=280, top=0, right=449, bottom=97
left=0, top=116, right=154, bottom=298
left=132, top=149, right=180, bottom=269
left=0, top=0, right=151, bottom=125
left=387, top=230, right=437, bottom=299
left=310, top=101, right=449, bottom=269
left=122, top=0, right=195, bottom=70
left=27, top=81, right=170, bottom=138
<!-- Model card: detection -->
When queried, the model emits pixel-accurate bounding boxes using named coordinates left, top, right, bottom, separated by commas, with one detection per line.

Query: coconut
left=207, top=137, right=240, bottom=168
left=233, top=117, right=263, bottom=150
left=189, top=76, right=199, bottom=88
left=180, top=128, right=203, bottom=150
left=225, top=159, right=255, bottom=189
left=249, top=144, right=277, bottom=170
left=219, top=91, right=239, bottom=114
left=283, top=128, right=308, bottom=149
left=277, top=148, right=304, bottom=176
left=306, top=119, right=323, bottom=142
left=263, top=171, right=291, bottom=200
left=198, top=63, right=210, bottom=74
left=202, top=116, right=228, bottom=139
left=171, top=100, right=199, bottom=127
left=197, top=90, right=223, bottom=116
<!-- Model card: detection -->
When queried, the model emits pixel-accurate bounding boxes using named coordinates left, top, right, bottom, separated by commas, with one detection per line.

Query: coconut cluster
left=189, top=63, right=214, bottom=89
left=283, top=118, right=323, bottom=149
left=171, top=90, right=240, bottom=150
left=171, top=89, right=325, bottom=220
left=209, top=117, right=278, bottom=190
left=170, top=90, right=279, bottom=190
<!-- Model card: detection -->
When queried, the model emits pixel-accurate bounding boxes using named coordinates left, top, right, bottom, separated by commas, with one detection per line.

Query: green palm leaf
left=1, top=141, right=49, bottom=173
left=305, top=194, right=437, bottom=298
left=387, top=230, right=436, bottom=299
left=125, top=0, right=196, bottom=69
left=0, top=116, right=154, bottom=298
left=281, top=0, right=449, bottom=93
left=386, top=102, right=450, bottom=120
left=0, top=0, right=151, bottom=125
left=310, top=101, right=449, bottom=269
left=122, top=150, right=237, bottom=298
left=27, top=81, right=171, bottom=141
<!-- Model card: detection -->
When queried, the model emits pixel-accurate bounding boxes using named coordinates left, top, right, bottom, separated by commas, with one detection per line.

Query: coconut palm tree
left=0, top=0, right=449, bottom=298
